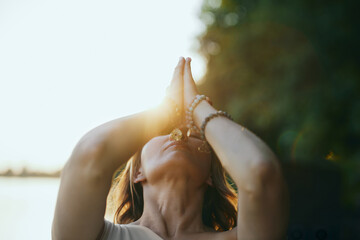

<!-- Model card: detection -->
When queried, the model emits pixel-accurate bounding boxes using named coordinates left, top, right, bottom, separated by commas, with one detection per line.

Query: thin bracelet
left=200, top=110, right=233, bottom=142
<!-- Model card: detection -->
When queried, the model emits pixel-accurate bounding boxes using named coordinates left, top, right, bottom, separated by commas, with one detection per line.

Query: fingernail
left=186, top=57, right=192, bottom=62
left=179, top=56, right=183, bottom=62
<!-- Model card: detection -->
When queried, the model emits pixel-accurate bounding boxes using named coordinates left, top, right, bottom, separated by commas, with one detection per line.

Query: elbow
left=253, top=156, right=281, bottom=180
left=247, top=156, right=283, bottom=193
left=70, top=136, right=106, bottom=167
left=254, top=156, right=283, bottom=189
left=74, top=132, right=107, bottom=159
left=64, top=136, right=111, bottom=183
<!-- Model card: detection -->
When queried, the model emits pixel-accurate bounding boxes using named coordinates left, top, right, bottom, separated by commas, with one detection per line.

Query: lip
left=164, top=141, right=189, bottom=151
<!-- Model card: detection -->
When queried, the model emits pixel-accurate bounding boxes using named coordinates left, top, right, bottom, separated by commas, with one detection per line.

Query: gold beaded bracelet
left=186, top=95, right=212, bottom=137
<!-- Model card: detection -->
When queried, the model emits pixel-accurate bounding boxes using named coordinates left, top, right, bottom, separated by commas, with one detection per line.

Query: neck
left=134, top=178, right=210, bottom=239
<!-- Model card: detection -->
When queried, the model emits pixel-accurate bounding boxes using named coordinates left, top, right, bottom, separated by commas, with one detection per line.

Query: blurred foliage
left=197, top=0, right=360, bottom=208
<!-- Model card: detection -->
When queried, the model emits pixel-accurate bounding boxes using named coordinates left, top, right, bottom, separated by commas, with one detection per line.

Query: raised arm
left=183, top=57, right=289, bottom=240
left=52, top=57, right=186, bottom=240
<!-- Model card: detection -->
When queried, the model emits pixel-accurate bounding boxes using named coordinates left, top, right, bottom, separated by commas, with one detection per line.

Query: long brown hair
left=106, top=149, right=238, bottom=231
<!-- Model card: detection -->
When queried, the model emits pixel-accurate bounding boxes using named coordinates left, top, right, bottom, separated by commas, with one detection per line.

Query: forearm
left=193, top=101, right=281, bottom=192
left=73, top=105, right=170, bottom=174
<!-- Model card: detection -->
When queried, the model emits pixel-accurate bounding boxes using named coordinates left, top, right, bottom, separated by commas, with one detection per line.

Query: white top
left=99, top=219, right=163, bottom=240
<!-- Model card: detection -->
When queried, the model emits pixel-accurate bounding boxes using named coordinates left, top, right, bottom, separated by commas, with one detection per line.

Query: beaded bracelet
left=200, top=110, right=233, bottom=140
left=186, top=95, right=212, bottom=136
left=198, top=111, right=233, bottom=152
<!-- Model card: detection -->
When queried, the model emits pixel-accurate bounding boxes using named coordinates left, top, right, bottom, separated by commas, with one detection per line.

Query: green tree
left=197, top=0, right=360, bottom=208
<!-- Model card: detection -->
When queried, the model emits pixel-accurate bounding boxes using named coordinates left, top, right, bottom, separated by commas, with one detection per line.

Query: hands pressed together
left=164, top=56, right=201, bottom=131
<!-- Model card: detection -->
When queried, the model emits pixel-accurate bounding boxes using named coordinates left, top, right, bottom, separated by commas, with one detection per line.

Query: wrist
left=149, top=103, right=173, bottom=134
left=186, top=95, right=214, bottom=133
left=193, top=100, right=217, bottom=129
left=154, top=98, right=183, bottom=133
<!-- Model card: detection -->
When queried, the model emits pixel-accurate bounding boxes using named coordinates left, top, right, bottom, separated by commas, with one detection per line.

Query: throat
left=136, top=180, right=209, bottom=238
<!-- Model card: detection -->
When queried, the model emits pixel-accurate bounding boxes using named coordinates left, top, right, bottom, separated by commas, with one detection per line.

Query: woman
left=52, top=57, right=289, bottom=240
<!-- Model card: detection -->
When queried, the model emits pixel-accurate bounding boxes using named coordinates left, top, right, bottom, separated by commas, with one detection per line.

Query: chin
left=146, top=154, right=209, bottom=186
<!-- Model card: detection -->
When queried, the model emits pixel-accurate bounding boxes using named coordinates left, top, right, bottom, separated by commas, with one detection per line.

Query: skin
left=129, top=131, right=215, bottom=239
left=52, top=57, right=289, bottom=240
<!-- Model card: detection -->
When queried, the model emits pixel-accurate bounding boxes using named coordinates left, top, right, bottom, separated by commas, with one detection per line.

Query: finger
left=184, top=57, right=198, bottom=107
left=168, top=57, right=185, bottom=111
left=170, top=57, right=185, bottom=87
left=168, top=57, right=184, bottom=96
left=184, top=57, right=197, bottom=90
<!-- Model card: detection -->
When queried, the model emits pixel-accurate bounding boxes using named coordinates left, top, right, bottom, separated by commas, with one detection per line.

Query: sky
left=0, top=0, right=208, bottom=172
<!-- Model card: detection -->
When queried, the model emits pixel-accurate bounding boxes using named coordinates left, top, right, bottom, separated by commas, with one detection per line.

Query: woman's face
left=136, top=129, right=212, bottom=187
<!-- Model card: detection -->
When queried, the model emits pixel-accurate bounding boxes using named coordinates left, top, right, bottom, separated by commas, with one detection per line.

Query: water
left=0, top=177, right=60, bottom=240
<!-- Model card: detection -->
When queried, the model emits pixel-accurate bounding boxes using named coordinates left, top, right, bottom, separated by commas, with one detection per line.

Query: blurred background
left=197, top=0, right=360, bottom=239
left=0, top=0, right=359, bottom=239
